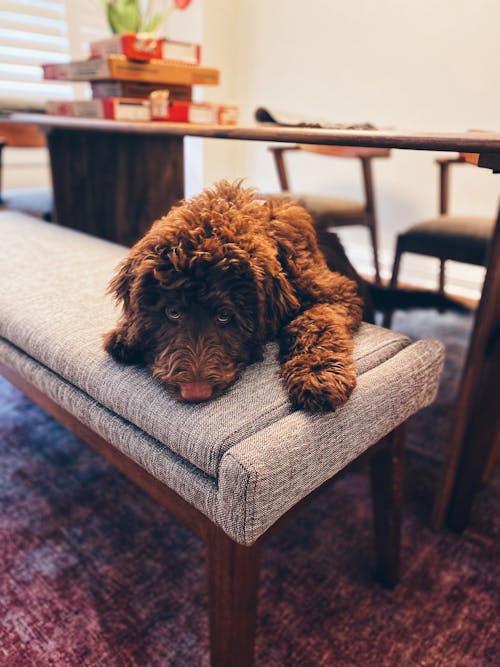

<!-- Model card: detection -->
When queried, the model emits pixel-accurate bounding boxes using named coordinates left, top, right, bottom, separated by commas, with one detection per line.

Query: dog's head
left=107, top=181, right=300, bottom=402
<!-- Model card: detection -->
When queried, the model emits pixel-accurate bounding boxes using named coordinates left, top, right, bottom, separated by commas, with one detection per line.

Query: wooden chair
left=0, top=121, right=53, bottom=220
left=383, top=155, right=495, bottom=327
left=268, top=144, right=391, bottom=284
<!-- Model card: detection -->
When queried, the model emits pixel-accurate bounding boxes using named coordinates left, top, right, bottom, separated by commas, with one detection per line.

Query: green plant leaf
left=106, top=0, right=142, bottom=35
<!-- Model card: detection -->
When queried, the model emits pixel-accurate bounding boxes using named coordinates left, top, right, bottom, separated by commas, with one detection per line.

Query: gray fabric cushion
left=0, top=211, right=445, bottom=544
left=0, top=334, right=444, bottom=545
left=397, top=215, right=494, bottom=266
left=0, top=337, right=220, bottom=522
left=217, top=338, right=444, bottom=544
left=0, top=212, right=412, bottom=477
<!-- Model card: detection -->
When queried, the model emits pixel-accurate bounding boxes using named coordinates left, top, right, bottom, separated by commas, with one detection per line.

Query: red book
left=46, top=98, right=239, bottom=125
left=46, top=98, right=151, bottom=121
left=89, top=33, right=201, bottom=65
left=152, top=101, right=239, bottom=125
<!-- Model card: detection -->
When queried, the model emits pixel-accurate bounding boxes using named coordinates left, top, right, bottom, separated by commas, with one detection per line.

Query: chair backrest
left=0, top=121, right=46, bottom=148
left=435, top=155, right=469, bottom=215
left=0, top=122, right=47, bottom=201
left=268, top=144, right=390, bottom=213
left=436, top=129, right=497, bottom=215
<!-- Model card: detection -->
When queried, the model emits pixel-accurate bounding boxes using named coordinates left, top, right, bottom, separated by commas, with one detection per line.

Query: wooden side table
left=47, top=127, right=184, bottom=246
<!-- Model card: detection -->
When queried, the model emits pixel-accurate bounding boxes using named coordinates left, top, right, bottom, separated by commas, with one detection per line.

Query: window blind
left=0, top=0, right=108, bottom=110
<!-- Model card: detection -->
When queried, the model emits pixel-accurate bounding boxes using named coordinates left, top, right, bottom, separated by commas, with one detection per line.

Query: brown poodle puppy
left=103, top=180, right=363, bottom=411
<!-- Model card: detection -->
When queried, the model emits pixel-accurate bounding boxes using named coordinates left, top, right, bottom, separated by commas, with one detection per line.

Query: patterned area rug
left=0, top=310, right=498, bottom=666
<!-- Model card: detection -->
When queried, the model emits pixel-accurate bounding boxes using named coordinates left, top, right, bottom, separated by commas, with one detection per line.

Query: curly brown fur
left=103, top=180, right=363, bottom=411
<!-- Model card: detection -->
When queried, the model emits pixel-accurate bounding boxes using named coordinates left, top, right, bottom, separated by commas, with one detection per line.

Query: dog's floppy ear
left=254, top=245, right=300, bottom=337
left=107, top=256, right=136, bottom=311
left=263, top=268, right=300, bottom=336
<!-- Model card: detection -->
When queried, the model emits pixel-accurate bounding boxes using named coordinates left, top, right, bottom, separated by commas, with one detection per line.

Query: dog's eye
left=165, top=307, right=182, bottom=321
left=216, top=308, right=232, bottom=324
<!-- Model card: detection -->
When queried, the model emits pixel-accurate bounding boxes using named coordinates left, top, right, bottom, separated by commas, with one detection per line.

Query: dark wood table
left=8, top=113, right=500, bottom=531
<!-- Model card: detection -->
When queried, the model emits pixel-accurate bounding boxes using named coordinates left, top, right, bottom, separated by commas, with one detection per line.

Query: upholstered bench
left=0, top=212, right=444, bottom=667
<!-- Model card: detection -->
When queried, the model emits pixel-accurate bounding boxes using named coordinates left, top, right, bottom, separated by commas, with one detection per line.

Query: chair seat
left=0, top=212, right=444, bottom=545
left=262, top=191, right=366, bottom=226
left=2, top=186, right=53, bottom=219
left=397, top=214, right=494, bottom=266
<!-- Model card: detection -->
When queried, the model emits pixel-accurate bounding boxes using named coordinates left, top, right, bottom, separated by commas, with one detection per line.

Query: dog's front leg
left=103, top=318, right=145, bottom=364
left=279, top=303, right=357, bottom=412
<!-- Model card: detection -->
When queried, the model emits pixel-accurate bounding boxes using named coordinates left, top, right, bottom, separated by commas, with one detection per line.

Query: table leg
left=432, top=203, right=500, bottom=531
left=47, top=128, right=184, bottom=246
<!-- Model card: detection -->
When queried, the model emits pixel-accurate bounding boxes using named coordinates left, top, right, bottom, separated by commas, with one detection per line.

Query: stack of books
left=42, top=33, right=239, bottom=125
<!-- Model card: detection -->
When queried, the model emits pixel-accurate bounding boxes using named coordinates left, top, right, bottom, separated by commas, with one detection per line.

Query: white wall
left=202, top=0, right=500, bottom=295
left=5, top=0, right=498, bottom=296
left=1, top=146, right=51, bottom=200
left=159, top=0, right=205, bottom=197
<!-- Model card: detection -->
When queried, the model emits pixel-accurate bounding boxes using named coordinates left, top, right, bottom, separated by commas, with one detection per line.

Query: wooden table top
left=9, top=113, right=500, bottom=155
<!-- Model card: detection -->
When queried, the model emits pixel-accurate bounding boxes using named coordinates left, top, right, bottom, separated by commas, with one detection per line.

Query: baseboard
left=345, top=240, right=485, bottom=303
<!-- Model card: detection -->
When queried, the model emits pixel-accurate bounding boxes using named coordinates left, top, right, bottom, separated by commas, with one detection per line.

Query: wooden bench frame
left=1, top=358, right=405, bottom=667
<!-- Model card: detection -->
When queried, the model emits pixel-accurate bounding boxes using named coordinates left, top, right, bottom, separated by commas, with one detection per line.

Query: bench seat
left=0, top=212, right=444, bottom=546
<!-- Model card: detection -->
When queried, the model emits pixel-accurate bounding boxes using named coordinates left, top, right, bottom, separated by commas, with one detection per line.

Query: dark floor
left=0, top=310, right=498, bottom=666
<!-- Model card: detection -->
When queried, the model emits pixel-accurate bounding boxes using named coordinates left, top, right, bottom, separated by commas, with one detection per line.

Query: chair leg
left=389, top=249, right=402, bottom=289
left=368, top=220, right=382, bottom=285
left=437, top=259, right=447, bottom=313
left=206, top=524, right=261, bottom=667
left=369, top=424, right=405, bottom=588
left=438, top=259, right=446, bottom=295
left=382, top=243, right=403, bottom=328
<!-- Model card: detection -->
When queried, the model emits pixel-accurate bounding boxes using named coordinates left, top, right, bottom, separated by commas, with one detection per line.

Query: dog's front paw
left=103, top=328, right=143, bottom=364
left=281, top=354, right=356, bottom=412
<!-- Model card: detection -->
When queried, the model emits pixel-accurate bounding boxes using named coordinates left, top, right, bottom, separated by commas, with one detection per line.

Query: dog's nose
left=180, top=382, right=213, bottom=402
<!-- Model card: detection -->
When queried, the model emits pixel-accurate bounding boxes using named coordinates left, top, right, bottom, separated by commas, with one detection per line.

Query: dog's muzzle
left=180, top=382, right=213, bottom=402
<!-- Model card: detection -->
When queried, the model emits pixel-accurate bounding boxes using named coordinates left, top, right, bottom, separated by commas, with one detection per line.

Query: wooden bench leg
left=206, top=524, right=261, bottom=667
left=369, top=425, right=405, bottom=588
